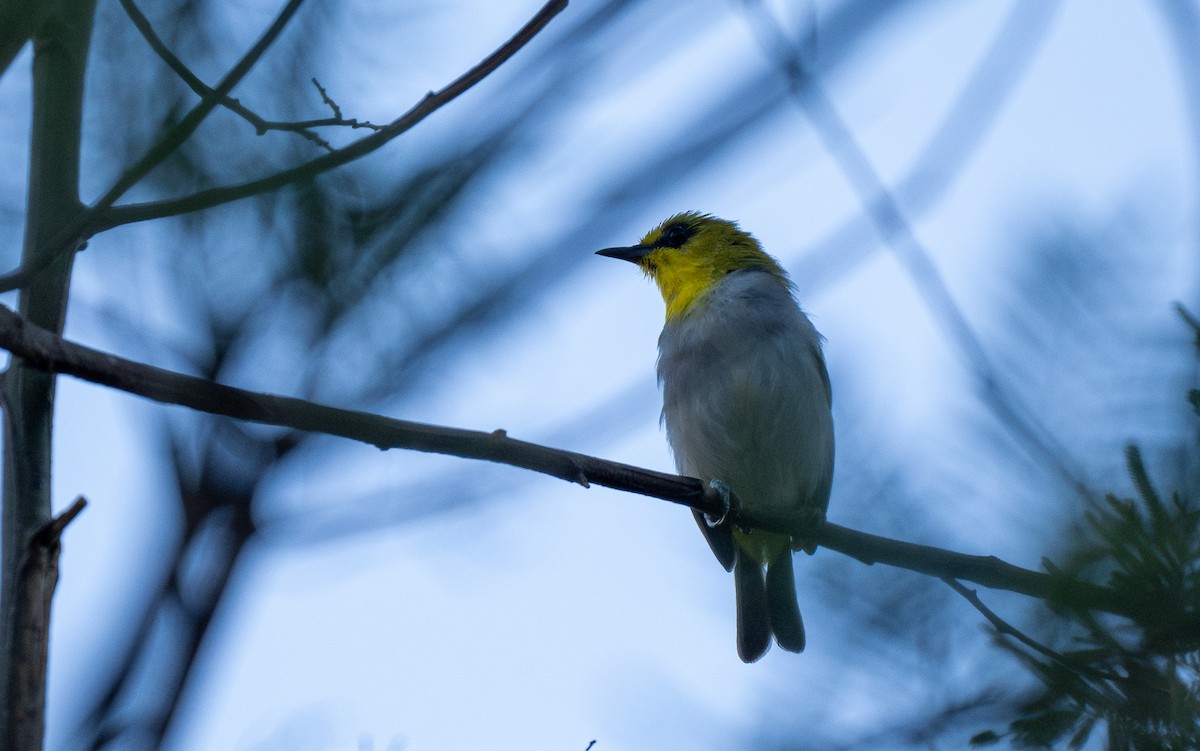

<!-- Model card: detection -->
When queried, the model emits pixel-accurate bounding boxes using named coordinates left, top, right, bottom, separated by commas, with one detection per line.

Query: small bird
left=597, top=212, right=834, bottom=663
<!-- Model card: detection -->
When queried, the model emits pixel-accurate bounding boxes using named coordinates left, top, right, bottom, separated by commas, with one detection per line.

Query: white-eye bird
left=597, top=212, right=834, bottom=663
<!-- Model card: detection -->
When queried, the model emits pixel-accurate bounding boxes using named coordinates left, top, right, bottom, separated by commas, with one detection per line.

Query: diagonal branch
left=0, top=0, right=568, bottom=295
left=90, top=0, right=568, bottom=232
left=96, top=0, right=307, bottom=203
left=944, top=577, right=1120, bottom=681
left=0, top=0, right=310, bottom=293
left=0, top=302, right=1174, bottom=628
left=118, top=0, right=379, bottom=152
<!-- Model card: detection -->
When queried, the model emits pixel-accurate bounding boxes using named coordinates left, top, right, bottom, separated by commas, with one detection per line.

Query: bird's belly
left=661, top=338, right=832, bottom=522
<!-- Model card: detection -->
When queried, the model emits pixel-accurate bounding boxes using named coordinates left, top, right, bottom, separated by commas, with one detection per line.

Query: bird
left=597, top=211, right=834, bottom=663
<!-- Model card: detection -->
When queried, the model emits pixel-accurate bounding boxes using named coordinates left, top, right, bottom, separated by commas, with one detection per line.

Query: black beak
left=595, top=244, right=652, bottom=264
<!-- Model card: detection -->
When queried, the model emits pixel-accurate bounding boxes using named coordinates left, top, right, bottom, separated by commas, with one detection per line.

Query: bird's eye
left=659, top=223, right=692, bottom=249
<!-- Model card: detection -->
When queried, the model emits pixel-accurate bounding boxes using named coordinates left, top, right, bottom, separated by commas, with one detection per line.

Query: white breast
left=657, top=270, right=834, bottom=526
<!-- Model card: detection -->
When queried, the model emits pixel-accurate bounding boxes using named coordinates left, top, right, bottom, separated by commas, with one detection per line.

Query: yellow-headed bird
left=598, top=212, right=834, bottom=662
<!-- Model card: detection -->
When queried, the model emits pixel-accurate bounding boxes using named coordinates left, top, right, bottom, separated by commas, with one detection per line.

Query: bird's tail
left=734, top=547, right=770, bottom=662
left=766, top=550, right=806, bottom=652
left=733, top=545, right=805, bottom=662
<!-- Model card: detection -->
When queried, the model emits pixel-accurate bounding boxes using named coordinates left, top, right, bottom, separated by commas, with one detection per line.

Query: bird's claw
left=704, top=479, right=734, bottom=527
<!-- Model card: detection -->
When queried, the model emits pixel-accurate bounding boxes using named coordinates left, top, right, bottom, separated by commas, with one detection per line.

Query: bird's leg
left=791, top=507, right=827, bottom=554
left=704, top=479, right=736, bottom=528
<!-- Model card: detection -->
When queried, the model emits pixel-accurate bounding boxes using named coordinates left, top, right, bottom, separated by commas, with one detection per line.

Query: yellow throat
left=598, top=212, right=791, bottom=321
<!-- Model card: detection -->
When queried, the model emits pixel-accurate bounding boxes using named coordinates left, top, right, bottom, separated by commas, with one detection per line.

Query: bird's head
left=597, top=212, right=790, bottom=320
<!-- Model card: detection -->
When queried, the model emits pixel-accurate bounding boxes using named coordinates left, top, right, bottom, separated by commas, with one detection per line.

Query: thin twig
left=10, top=497, right=86, bottom=750
left=944, top=577, right=1118, bottom=680
left=0, top=301, right=1171, bottom=625
left=29, top=496, right=87, bottom=549
left=0, top=0, right=309, bottom=293
left=117, top=0, right=207, bottom=93
left=311, top=76, right=342, bottom=119
left=0, top=0, right=567, bottom=294
left=92, top=0, right=307, bottom=203
left=92, top=0, right=568, bottom=231
left=119, top=0, right=383, bottom=151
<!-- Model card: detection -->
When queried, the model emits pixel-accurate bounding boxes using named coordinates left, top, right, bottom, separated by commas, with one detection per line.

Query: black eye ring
left=659, top=223, right=692, bottom=249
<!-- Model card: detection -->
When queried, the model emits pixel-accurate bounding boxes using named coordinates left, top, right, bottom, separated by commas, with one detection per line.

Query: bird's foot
left=704, top=479, right=736, bottom=528
left=791, top=507, right=827, bottom=554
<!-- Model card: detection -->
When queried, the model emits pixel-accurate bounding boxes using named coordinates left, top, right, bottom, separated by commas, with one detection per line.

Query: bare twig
left=90, top=0, right=307, bottom=204
left=9, top=496, right=86, bottom=750
left=944, top=577, right=1118, bottom=680
left=0, top=0, right=309, bottom=293
left=0, top=0, right=567, bottom=294
left=92, top=0, right=568, bottom=231
left=311, top=76, right=342, bottom=119
left=118, top=0, right=381, bottom=151
left=116, top=0, right=214, bottom=98
left=0, top=302, right=1173, bottom=625
left=29, top=497, right=87, bottom=549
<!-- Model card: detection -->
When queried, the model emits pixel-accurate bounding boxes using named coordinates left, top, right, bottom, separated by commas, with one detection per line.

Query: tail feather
left=733, top=547, right=771, bottom=663
left=765, top=551, right=806, bottom=653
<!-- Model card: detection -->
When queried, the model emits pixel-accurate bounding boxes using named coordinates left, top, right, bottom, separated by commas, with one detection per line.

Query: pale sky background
left=0, top=0, right=1196, bottom=749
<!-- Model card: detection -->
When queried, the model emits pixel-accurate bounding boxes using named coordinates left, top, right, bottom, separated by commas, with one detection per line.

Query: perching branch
left=0, top=303, right=1173, bottom=629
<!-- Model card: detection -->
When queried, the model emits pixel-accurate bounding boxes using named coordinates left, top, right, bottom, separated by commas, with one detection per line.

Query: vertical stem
left=0, top=0, right=96, bottom=748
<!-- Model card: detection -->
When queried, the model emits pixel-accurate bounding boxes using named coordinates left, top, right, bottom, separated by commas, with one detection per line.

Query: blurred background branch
left=738, top=0, right=1089, bottom=500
